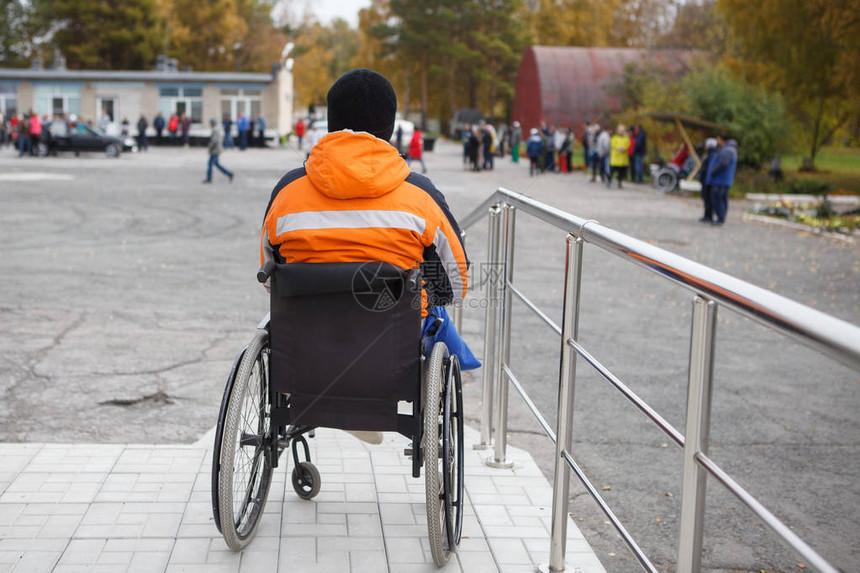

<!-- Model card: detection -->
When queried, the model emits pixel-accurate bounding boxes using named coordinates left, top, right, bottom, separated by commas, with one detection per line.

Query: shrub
left=683, top=67, right=791, bottom=168
left=785, top=178, right=834, bottom=195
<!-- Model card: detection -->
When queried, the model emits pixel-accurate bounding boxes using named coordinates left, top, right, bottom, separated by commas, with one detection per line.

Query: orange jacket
left=262, top=130, right=468, bottom=310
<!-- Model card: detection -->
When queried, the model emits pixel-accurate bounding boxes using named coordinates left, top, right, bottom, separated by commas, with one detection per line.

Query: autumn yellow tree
left=719, top=0, right=860, bottom=165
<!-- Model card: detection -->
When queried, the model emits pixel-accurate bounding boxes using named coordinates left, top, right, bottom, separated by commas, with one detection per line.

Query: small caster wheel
left=291, top=461, right=321, bottom=500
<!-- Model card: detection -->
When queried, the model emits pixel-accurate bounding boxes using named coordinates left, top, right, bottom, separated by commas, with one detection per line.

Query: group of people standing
left=461, top=121, right=575, bottom=176
left=222, top=112, right=267, bottom=151
left=0, top=110, right=43, bottom=156
left=583, top=122, right=648, bottom=187
left=462, top=123, right=504, bottom=172
left=110, top=110, right=267, bottom=151
left=524, top=123, right=577, bottom=176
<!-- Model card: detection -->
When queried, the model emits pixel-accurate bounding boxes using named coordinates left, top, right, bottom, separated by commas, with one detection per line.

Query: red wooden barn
left=512, top=46, right=695, bottom=135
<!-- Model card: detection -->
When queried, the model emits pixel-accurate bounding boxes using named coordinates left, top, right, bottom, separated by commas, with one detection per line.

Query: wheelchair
left=210, top=260, right=465, bottom=566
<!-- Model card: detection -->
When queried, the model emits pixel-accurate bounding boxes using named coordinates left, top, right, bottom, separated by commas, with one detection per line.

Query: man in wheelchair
left=261, top=68, right=470, bottom=318
left=212, top=69, right=473, bottom=565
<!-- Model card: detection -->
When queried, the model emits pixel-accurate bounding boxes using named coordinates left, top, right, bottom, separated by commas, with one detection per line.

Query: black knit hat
left=327, top=69, right=397, bottom=141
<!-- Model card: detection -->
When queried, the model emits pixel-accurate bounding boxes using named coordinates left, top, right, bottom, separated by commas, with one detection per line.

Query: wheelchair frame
left=211, top=262, right=465, bottom=566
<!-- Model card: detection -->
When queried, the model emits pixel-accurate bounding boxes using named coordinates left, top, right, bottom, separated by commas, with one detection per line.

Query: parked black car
left=36, top=120, right=135, bottom=158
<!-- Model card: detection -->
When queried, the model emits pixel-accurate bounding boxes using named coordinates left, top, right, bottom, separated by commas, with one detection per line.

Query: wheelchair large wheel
left=424, top=342, right=464, bottom=566
left=655, top=168, right=678, bottom=193
left=441, top=354, right=465, bottom=552
left=215, top=331, right=274, bottom=550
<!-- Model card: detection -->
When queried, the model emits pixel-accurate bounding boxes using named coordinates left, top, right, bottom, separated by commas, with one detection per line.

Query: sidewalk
left=0, top=426, right=606, bottom=573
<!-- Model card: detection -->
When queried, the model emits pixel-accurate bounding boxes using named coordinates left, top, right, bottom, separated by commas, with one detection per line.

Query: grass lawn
left=733, top=146, right=860, bottom=197
left=782, top=146, right=860, bottom=174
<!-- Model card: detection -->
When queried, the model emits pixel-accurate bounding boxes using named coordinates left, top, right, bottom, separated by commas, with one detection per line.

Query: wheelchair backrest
left=269, top=262, right=422, bottom=431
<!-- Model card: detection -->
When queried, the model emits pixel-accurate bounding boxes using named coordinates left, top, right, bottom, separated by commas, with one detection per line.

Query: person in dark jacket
left=705, top=134, right=738, bottom=226
left=481, top=126, right=494, bottom=170
left=153, top=112, right=165, bottom=145
left=136, top=113, right=148, bottom=151
left=468, top=127, right=481, bottom=171
left=223, top=114, right=234, bottom=148
left=180, top=113, right=191, bottom=147
left=698, top=138, right=718, bottom=223
left=632, top=124, right=647, bottom=183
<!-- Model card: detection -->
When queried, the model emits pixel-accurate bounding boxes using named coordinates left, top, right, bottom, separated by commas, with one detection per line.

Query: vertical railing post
left=487, top=204, right=516, bottom=468
left=452, top=229, right=465, bottom=334
left=542, top=235, right=584, bottom=572
left=475, top=206, right=502, bottom=450
left=677, top=296, right=718, bottom=573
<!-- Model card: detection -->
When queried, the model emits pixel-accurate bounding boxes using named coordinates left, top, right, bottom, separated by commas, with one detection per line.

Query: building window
left=158, top=86, right=203, bottom=124
left=219, top=88, right=263, bottom=121
left=0, top=83, right=17, bottom=117
left=33, top=84, right=80, bottom=118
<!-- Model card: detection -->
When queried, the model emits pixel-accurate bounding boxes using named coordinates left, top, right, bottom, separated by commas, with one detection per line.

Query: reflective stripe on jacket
left=262, top=130, right=468, bottom=310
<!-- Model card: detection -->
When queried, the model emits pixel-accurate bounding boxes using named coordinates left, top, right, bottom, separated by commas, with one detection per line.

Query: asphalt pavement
left=0, top=139, right=857, bottom=573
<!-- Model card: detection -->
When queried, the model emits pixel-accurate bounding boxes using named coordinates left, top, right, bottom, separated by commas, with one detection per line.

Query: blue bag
left=422, top=306, right=481, bottom=371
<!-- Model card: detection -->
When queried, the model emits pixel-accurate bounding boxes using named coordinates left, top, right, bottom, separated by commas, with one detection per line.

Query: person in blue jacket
left=706, top=134, right=738, bottom=226
left=526, top=128, right=544, bottom=176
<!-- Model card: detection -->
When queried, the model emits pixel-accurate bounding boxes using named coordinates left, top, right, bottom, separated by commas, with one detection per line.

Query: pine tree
left=48, top=0, right=164, bottom=69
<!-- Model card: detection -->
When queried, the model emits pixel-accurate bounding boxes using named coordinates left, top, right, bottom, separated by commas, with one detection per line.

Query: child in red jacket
left=407, top=129, right=426, bottom=173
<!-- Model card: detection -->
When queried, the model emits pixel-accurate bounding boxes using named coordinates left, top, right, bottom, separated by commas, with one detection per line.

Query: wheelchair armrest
left=257, top=260, right=276, bottom=284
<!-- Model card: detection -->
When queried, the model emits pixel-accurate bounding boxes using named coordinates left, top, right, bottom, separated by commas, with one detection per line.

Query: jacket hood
left=305, top=130, right=411, bottom=199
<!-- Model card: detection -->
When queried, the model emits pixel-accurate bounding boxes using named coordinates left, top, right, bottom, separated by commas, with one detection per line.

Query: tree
left=163, top=0, right=247, bottom=71
left=682, top=66, right=790, bottom=167
left=530, top=0, right=605, bottom=46
left=387, top=0, right=455, bottom=130
left=42, top=0, right=164, bottom=69
left=363, top=0, right=531, bottom=130
left=0, top=0, right=49, bottom=67
left=655, top=0, right=728, bottom=53
left=465, top=0, right=530, bottom=120
left=289, top=17, right=359, bottom=110
left=718, top=0, right=860, bottom=166
left=291, top=22, right=336, bottom=109
left=610, top=0, right=675, bottom=48
left=234, top=0, right=288, bottom=73
left=609, top=62, right=790, bottom=166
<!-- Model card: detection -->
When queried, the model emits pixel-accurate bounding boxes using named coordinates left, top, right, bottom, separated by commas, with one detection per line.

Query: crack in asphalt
left=100, top=331, right=232, bottom=377
left=22, top=310, right=88, bottom=386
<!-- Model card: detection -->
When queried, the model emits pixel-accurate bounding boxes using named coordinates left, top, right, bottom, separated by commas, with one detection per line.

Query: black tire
left=35, top=142, right=49, bottom=157
left=291, top=461, right=321, bottom=500
left=105, top=143, right=121, bottom=158
left=441, top=355, right=465, bottom=552
left=216, top=331, right=274, bottom=550
left=424, top=342, right=450, bottom=566
left=655, top=168, right=678, bottom=193
left=211, top=344, right=248, bottom=534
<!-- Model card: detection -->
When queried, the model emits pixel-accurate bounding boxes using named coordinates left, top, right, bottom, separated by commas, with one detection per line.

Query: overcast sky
left=308, top=0, right=372, bottom=27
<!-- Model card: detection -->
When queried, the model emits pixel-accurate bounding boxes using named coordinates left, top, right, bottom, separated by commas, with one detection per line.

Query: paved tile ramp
left=0, top=427, right=606, bottom=573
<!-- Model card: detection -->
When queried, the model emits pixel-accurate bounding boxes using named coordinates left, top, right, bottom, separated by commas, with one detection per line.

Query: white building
left=0, top=57, right=294, bottom=139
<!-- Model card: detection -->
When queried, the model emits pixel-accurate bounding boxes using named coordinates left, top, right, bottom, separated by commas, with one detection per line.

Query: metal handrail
left=462, top=188, right=860, bottom=371
left=457, top=187, right=857, bottom=573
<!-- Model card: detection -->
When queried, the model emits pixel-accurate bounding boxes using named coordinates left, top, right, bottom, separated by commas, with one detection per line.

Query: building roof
left=0, top=68, right=274, bottom=84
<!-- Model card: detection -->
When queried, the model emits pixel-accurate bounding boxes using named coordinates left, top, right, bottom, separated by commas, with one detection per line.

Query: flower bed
left=748, top=198, right=860, bottom=237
